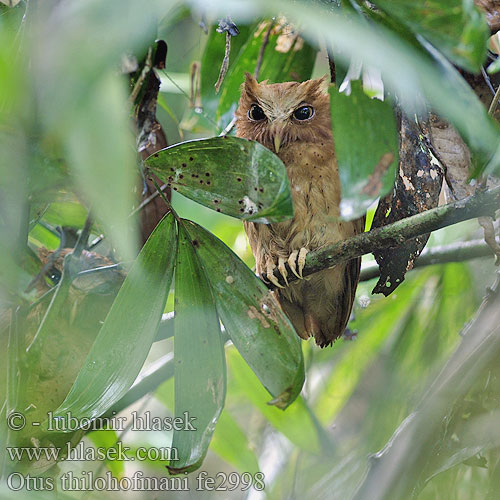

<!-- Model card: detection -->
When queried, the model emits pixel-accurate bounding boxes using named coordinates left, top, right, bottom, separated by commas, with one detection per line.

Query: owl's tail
left=279, top=256, right=361, bottom=348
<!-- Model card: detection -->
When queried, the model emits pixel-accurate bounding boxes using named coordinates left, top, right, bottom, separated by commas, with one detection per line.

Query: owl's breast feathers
left=244, top=140, right=364, bottom=347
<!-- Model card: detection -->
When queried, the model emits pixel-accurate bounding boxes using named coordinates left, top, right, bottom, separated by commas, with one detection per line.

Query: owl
left=235, top=72, right=364, bottom=347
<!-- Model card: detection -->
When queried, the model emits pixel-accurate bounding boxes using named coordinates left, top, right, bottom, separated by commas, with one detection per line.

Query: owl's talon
left=266, top=257, right=285, bottom=288
left=278, top=257, right=288, bottom=286
left=288, top=248, right=309, bottom=279
left=288, top=251, right=301, bottom=279
left=297, top=247, right=309, bottom=278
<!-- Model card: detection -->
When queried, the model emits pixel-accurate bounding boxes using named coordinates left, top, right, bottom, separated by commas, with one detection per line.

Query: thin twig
left=215, top=31, right=231, bottom=93
left=129, top=182, right=168, bottom=217
left=219, top=116, right=237, bottom=136
left=72, top=214, right=92, bottom=259
left=488, top=81, right=500, bottom=115
left=160, top=70, right=220, bottom=131
left=254, top=21, right=274, bottom=80
left=84, top=181, right=170, bottom=251
left=481, top=66, right=496, bottom=96
left=360, top=239, right=497, bottom=281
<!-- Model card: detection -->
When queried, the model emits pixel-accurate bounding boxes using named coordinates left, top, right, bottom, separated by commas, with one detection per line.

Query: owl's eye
left=248, top=104, right=266, bottom=121
left=293, top=105, right=314, bottom=121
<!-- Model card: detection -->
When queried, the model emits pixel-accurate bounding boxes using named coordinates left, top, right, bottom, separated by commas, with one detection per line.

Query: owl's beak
left=273, top=135, right=281, bottom=154
left=272, top=122, right=285, bottom=154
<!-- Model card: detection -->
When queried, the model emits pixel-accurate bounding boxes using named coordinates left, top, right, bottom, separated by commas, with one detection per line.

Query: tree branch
left=360, top=239, right=497, bottom=281
left=263, top=186, right=500, bottom=289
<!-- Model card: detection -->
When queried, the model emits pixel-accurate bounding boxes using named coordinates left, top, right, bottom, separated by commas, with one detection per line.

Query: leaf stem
left=488, top=81, right=500, bottom=115
left=148, top=174, right=181, bottom=224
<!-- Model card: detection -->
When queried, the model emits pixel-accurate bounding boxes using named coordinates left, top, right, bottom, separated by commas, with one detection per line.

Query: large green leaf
left=169, top=223, right=226, bottom=473
left=145, top=136, right=293, bottom=223
left=216, top=19, right=317, bottom=128
left=330, top=81, right=398, bottom=219
left=48, top=213, right=176, bottom=426
left=370, top=0, right=489, bottom=73
left=183, top=220, right=304, bottom=408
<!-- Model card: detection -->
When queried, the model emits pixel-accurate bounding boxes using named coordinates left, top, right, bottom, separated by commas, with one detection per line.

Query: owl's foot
left=288, top=248, right=309, bottom=279
left=263, top=249, right=308, bottom=288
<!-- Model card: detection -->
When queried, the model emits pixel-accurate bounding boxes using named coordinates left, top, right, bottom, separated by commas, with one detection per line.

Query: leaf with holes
left=371, top=113, right=443, bottom=296
left=145, top=136, right=293, bottom=223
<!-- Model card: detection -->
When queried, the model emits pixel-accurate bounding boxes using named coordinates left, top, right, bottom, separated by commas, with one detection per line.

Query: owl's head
left=235, top=72, right=331, bottom=153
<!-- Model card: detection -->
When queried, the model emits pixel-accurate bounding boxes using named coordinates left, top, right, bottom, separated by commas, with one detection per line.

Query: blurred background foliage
left=1, top=0, right=500, bottom=499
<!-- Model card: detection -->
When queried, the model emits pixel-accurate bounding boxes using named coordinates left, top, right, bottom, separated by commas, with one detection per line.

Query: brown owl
left=235, top=72, right=364, bottom=347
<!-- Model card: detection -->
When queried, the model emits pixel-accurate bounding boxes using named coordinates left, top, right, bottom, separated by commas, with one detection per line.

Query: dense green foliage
left=1, top=0, right=500, bottom=499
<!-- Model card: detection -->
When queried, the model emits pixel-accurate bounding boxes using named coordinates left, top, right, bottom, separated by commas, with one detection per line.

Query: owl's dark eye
left=293, top=105, right=314, bottom=121
left=248, top=104, right=266, bottom=121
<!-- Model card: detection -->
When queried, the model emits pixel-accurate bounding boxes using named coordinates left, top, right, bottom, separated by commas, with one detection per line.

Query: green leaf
left=65, top=73, right=138, bottom=261
left=210, top=410, right=260, bottom=474
left=48, top=213, right=176, bottom=426
left=227, top=347, right=321, bottom=453
left=87, top=429, right=125, bottom=479
left=216, top=19, right=317, bottom=128
left=169, top=222, right=226, bottom=474
left=28, top=223, right=61, bottom=251
left=182, top=220, right=304, bottom=408
left=26, top=254, right=75, bottom=359
left=371, top=0, right=489, bottom=73
left=329, top=81, right=398, bottom=219
left=313, top=270, right=427, bottom=424
left=145, top=136, right=293, bottom=223
left=41, top=201, right=88, bottom=229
